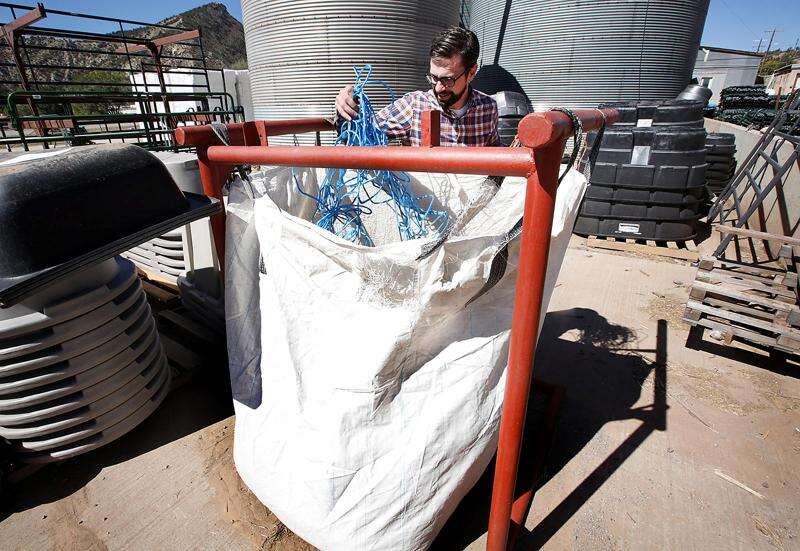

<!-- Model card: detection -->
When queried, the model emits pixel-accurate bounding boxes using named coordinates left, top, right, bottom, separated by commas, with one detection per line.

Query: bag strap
left=210, top=122, right=253, bottom=185
left=464, top=108, right=607, bottom=307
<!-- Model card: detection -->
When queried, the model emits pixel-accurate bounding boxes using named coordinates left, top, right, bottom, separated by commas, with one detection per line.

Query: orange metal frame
left=175, top=106, right=618, bottom=550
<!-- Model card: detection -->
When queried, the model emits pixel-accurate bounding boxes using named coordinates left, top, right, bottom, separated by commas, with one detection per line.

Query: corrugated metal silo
left=242, top=0, right=461, bottom=143
left=469, top=0, right=710, bottom=109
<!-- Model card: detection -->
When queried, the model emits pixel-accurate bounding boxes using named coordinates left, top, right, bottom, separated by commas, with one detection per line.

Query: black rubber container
left=0, top=144, right=221, bottom=306
left=498, top=117, right=524, bottom=146
left=492, top=91, right=531, bottom=146
left=599, top=100, right=705, bottom=128
left=704, top=132, right=737, bottom=195
left=575, top=123, right=707, bottom=241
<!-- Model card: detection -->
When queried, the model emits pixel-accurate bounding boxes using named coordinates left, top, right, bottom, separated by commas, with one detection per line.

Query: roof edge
left=700, top=45, right=765, bottom=58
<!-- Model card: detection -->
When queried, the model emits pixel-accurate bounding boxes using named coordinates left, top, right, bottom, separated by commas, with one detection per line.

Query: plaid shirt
left=375, top=87, right=500, bottom=147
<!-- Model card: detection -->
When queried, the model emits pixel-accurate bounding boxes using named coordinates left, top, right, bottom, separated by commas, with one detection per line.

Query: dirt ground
left=1, top=235, right=798, bottom=550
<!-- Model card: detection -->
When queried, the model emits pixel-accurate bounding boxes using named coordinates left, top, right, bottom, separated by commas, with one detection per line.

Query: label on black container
left=618, top=223, right=641, bottom=234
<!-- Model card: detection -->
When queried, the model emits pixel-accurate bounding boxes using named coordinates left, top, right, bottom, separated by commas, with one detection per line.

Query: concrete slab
left=1, top=236, right=798, bottom=550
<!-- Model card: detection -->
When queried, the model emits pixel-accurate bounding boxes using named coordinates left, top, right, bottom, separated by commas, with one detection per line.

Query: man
left=335, top=26, right=500, bottom=147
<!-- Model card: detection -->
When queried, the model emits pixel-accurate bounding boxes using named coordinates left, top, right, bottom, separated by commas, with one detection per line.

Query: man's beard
left=435, top=84, right=469, bottom=109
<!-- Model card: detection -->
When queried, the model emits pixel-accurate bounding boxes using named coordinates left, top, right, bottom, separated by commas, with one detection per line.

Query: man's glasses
left=426, top=67, right=470, bottom=89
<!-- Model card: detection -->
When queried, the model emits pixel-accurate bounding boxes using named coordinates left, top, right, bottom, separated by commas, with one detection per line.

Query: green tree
left=70, top=69, right=132, bottom=116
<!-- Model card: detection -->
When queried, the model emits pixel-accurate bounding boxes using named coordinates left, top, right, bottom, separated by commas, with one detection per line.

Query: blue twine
left=293, top=64, right=448, bottom=246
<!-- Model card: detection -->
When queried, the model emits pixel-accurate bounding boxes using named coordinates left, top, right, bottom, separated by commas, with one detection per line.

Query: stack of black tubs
left=574, top=100, right=707, bottom=242
left=607, top=100, right=705, bottom=129
left=492, top=91, right=532, bottom=146
left=704, top=133, right=737, bottom=196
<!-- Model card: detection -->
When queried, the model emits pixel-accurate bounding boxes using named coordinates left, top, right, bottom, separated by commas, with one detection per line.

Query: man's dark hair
left=430, top=27, right=480, bottom=69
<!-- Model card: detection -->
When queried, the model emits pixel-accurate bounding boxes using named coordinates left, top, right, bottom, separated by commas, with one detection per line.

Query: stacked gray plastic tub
left=574, top=101, right=707, bottom=241
left=0, top=257, right=169, bottom=463
left=123, top=229, right=187, bottom=281
left=121, top=152, right=218, bottom=283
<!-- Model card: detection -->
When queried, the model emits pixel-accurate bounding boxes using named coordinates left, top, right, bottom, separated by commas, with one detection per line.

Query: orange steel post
left=486, top=108, right=617, bottom=551
left=421, top=110, right=441, bottom=147
left=176, top=108, right=617, bottom=550
left=486, top=139, right=564, bottom=550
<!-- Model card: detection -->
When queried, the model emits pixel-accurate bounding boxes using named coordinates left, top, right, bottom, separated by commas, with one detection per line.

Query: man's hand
left=335, top=85, right=359, bottom=121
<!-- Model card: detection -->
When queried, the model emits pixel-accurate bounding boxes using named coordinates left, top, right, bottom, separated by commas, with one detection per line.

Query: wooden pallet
left=134, top=265, right=180, bottom=291
left=683, top=255, right=800, bottom=354
left=136, top=268, right=181, bottom=309
left=586, top=235, right=699, bottom=261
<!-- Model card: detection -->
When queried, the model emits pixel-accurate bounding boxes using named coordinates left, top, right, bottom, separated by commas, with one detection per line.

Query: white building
left=692, top=46, right=763, bottom=104
left=128, top=69, right=253, bottom=121
left=766, top=61, right=800, bottom=94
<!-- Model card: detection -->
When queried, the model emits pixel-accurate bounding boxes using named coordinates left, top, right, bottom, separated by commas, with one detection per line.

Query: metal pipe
left=486, top=141, right=564, bottom=551
left=205, top=145, right=534, bottom=177
left=175, top=118, right=335, bottom=147
left=487, top=106, right=618, bottom=551
left=517, top=108, right=617, bottom=149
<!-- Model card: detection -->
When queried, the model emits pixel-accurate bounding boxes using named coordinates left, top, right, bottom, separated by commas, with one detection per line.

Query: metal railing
left=0, top=2, right=243, bottom=151
left=3, top=89, right=243, bottom=150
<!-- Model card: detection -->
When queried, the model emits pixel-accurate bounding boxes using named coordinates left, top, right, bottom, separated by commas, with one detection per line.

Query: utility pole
left=764, top=28, right=780, bottom=53
left=755, top=37, right=763, bottom=52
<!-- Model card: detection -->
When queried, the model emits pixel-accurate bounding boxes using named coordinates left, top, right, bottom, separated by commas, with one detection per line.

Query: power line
left=717, top=0, right=759, bottom=39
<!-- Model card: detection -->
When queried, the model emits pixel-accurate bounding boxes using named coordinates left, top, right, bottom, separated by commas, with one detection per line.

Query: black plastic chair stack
left=574, top=101, right=707, bottom=242
left=704, top=133, right=737, bottom=196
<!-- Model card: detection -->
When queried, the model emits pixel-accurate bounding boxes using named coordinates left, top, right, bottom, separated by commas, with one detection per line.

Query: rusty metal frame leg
left=487, top=140, right=567, bottom=551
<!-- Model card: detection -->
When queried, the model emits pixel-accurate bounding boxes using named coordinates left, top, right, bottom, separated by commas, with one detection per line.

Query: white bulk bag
left=227, top=166, right=587, bottom=550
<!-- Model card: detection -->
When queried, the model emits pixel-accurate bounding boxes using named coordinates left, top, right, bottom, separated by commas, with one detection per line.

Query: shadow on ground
left=433, top=308, right=668, bottom=550
left=0, top=366, right=234, bottom=521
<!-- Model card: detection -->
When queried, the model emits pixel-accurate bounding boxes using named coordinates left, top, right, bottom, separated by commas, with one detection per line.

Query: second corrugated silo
left=469, top=0, right=710, bottom=109
left=242, top=0, right=460, bottom=144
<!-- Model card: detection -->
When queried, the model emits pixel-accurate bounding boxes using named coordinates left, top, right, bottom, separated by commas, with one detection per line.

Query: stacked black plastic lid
left=0, top=144, right=220, bottom=307
left=601, top=100, right=705, bottom=128
left=704, top=133, right=737, bottom=195
left=574, top=100, right=707, bottom=241
left=0, top=257, right=169, bottom=463
left=121, top=151, right=209, bottom=284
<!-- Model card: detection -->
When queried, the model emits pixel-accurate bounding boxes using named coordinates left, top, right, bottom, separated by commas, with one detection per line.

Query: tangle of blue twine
left=293, top=64, right=448, bottom=246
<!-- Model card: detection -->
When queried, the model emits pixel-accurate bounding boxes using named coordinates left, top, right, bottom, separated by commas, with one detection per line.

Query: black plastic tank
left=574, top=124, right=707, bottom=242
left=704, top=133, right=737, bottom=195
left=599, top=100, right=706, bottom=128
left=491, top=91, right=532, bottom=146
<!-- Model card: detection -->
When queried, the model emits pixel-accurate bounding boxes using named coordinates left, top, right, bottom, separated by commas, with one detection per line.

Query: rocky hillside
left=112, top=3, right=246, bottom=69
left=0, top=3, right=246, bottom=94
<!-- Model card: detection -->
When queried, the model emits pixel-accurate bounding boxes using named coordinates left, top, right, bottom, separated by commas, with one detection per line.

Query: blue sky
left=702, top=0, right=799, bottom=51
left=3, top=0, right=798, bottom=53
